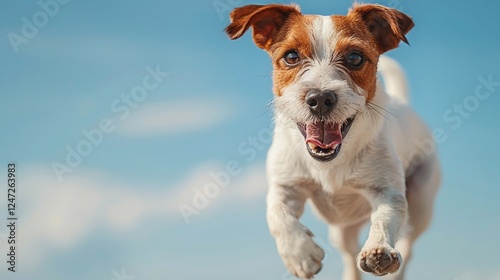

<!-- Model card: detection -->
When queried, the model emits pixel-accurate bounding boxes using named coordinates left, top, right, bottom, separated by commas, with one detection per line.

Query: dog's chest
left=310, top=186, right=372, bottom=225
left=308, top=162, right=355, bottom=192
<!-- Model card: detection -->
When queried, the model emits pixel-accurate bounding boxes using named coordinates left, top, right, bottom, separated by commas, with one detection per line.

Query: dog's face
left=226, top=4, right=413, bottom=161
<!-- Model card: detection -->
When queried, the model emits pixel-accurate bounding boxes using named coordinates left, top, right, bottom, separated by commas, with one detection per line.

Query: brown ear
left=225, top=4, right=301, bottom=50
left=348, top=4, right=414, bottom=54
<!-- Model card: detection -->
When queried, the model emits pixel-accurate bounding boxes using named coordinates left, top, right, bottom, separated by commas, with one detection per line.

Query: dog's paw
left=276, top=229, right=324, bottom=279
left=357, top=245, right=401, bottom=276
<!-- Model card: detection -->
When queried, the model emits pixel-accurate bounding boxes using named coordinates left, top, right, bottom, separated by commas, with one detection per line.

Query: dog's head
left=226, top=4, right=413, bottom=161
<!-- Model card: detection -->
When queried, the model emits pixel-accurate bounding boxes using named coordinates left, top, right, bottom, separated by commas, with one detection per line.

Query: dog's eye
left=346, top=52, right=364, bottom=68
left=283, top=50, right=300, bottom=66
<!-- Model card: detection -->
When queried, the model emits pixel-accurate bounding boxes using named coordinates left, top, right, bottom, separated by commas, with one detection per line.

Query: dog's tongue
left=305, top=122, right=342, bottom=149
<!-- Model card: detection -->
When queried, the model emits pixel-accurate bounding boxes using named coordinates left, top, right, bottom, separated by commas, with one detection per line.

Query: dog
left=225, top=3, right=440, bottom=280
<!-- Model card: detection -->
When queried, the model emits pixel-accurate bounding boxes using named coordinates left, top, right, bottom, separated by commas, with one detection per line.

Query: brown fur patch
left=267, top=15, right=316, bottom=96
left=225, top=4, right=302, bottom=50
left=332, top=15, right=379, bottom=101
left=332, top=5, right=413, bottom=100
left=225, top=4, right=413, bottom=101
left=348, top=4, right=414, bottom=54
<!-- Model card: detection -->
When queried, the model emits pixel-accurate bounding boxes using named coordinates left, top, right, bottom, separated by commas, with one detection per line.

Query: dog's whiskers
left=368, top=102, right=397, bottom=118
left=367, top=102, right=394, bottom=124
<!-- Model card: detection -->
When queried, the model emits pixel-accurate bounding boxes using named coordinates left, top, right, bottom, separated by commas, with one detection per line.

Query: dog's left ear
left=225, top=4, right=301, bottom=50
left=348, top=4, right=414, bottom=54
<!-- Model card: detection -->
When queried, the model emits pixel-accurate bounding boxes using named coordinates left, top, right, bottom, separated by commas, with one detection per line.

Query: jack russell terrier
left=225, top=3, right=440, bottom=280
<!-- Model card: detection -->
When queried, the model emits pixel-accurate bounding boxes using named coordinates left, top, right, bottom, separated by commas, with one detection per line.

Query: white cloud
left=10, top=161, right=266, bottom=269
left=23, top=34, right=151, bottom=64
left=117, top=100, right=230, bottom=136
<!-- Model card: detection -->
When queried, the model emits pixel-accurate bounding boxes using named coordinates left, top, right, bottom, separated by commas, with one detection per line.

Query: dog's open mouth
left=297, top=117, right=355, bottom=161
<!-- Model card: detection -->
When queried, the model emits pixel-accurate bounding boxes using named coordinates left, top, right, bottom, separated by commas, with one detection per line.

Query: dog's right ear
left=225, top=4, right=301, bottom=50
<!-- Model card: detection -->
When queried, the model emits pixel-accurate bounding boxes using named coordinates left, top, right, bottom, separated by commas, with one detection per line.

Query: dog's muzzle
left=297, top=116, right=355, bottom=162
left=297, top=89, right=355, bottom=161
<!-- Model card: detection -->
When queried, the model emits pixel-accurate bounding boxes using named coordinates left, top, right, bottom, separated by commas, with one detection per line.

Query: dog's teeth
left=308, top=143, right=317, bottom=150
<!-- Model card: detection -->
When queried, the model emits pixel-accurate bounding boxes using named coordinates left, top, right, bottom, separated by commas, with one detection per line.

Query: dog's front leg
left=357, top=188, right=407, bottom=276
left=267, top=184, right=324, bottom=279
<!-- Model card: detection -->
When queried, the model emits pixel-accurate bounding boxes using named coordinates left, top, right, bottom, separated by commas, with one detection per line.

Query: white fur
left=311, top=16, right=336, bottom=60
left=378, top=55, right=409, bottom=104
left=267, top=44, right=440, bottom=280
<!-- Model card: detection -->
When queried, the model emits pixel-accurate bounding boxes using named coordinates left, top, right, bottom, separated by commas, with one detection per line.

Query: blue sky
left=0, top=0, right=499, bottom=279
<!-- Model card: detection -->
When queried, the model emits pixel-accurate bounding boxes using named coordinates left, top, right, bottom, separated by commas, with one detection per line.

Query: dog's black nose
left=305, top=90, right=337, bottom=116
